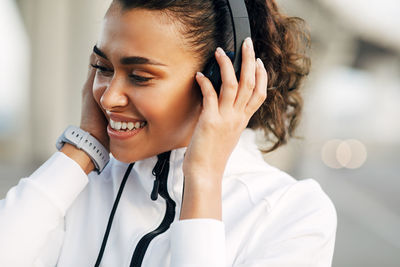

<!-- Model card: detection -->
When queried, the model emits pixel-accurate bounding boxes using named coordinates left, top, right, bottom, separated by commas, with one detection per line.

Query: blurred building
left=266, top=1, right=400, bottom=266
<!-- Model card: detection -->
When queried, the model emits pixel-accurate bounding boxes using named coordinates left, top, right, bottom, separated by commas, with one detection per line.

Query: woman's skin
left=62, top=4, right=268, bottom=221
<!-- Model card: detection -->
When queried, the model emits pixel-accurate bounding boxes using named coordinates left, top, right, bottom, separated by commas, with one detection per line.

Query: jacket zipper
left=129, top=151, right=176, bottom=267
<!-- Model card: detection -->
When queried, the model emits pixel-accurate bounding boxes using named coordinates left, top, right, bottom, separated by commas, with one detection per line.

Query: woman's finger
left=246, top=58, right=268, bottom=113
left=215, top=47, right=239, bottom=109
left=196, top=72, right=219, bottom=114
left=235, top=37, right=256, bottom=109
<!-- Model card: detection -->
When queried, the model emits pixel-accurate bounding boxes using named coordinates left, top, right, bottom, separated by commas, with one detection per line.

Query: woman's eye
left=129, top=74, right=153, bottom=85
left=90, top=64, right=113, bottom=75
left=91, top=64, right=152, bottom=85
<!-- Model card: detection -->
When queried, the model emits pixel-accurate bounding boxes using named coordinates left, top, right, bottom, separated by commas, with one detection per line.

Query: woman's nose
left=100, top=77, right=129, bottom=111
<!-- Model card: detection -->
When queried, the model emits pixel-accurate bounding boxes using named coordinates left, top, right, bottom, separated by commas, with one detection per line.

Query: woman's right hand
left=61, top=53, right=109, bottom=175
left=80, top=53, right=109, bottom=150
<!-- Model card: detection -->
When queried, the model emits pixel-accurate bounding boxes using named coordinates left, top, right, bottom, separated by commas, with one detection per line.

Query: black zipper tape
left=129, top=151, right=176, bottom=267
left=94, top=151, right=176, bottom=267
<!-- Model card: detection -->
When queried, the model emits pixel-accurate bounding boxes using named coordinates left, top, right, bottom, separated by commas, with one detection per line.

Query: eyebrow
left=93, top=45, right=167, bottom=66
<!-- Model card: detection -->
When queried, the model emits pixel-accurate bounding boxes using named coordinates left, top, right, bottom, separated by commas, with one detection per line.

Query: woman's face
left=93, top=4, right=202, bottom=163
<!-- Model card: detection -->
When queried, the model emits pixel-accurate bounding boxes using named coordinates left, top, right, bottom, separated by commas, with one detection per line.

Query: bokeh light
left=322, top=139, right=368, bottom=169
left=321, top=139, right=343, bottom=169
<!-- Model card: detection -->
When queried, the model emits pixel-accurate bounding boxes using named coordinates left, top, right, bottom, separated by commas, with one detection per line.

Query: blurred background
left=0, top=0, right=399, bottom=266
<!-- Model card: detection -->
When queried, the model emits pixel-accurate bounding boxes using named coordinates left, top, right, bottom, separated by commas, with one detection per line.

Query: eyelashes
left=90, top=64, right=153, bottom=84
left=91, top=63, right=109, bottom=72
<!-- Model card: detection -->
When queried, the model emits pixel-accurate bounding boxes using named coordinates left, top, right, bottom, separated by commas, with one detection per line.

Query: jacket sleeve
left=236, top=180, right=337, bottom=267
left=0, top=152, right=89, bottom=267
left=169, top=180, right=337, bottom=267
left=170, top=218, right=226, bottom=267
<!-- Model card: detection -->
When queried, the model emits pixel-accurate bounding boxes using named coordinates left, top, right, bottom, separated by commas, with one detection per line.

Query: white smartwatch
left=56, top=126, right=110, bottom=173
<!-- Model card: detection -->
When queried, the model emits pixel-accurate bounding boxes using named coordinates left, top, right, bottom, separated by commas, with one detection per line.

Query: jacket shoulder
left=229, top=168, right=337, bottom=266
left=232, top=166, right=336, bottom=219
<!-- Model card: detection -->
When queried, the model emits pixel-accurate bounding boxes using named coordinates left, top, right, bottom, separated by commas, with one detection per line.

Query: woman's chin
left=110, top=146, right=160, bottom=164
left=109, top=138, right=190, bottom=163
left=110, top=148, right=143, bottom=163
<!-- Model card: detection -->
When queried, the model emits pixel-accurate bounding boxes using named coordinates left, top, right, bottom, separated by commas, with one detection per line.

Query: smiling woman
left=0, top=1, right=336, bottom=267
left=89, top=6, right=202, bottom=163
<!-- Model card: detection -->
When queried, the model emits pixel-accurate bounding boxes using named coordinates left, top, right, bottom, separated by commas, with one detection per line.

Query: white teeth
left=109, top=119, right=146, bottom=131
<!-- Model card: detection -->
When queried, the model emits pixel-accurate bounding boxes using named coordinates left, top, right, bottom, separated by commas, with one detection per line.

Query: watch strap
left=56, top=126, right=110, bottom=173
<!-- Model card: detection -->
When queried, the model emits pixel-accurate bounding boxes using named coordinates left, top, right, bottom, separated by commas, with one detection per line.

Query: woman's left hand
left=181, top=38, right=268, bottom=219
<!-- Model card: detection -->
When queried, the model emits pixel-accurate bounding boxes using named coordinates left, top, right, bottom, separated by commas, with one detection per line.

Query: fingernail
left=196, top=72, right=204, bottom=77
left=245, top=37, right=253, bottom=49
left=216, top=47, right=225, bottom=56
left=257, top=58, right=264, bottom=67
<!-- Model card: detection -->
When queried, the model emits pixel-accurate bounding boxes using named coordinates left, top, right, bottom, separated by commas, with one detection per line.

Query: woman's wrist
left=60, top=143, right=95, bottom=175
left=180, top=176, right=222, bottom=221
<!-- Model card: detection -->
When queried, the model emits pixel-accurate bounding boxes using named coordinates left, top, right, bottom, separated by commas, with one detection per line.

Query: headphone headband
left=226, top=0, right=251, bottom=74
left=202, top=0, right=252, bottom=93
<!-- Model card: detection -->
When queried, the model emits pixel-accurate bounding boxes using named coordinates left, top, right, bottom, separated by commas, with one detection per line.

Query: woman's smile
left=106, top=112, right=147, bottom=140
left=107, top=123, right=146, bottom=140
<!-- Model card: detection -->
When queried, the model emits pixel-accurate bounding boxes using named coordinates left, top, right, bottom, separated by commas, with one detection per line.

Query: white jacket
left=0, top=129, right=337, bottom=267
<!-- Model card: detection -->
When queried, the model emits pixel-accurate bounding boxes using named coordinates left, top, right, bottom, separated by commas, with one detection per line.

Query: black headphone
left=202, top=0, right=251, bottom=94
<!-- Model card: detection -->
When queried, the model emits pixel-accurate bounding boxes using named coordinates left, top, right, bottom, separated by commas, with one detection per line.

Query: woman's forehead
left=97, top=6, right=190, bottom=66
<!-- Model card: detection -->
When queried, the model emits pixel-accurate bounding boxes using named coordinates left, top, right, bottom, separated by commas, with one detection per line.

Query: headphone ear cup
left=203, top=58, right=222, bottom=95
left=202, top=51, right=235, bottom=95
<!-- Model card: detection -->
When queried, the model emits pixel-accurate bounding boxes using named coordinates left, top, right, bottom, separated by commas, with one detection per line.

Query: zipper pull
left=151, top=155, right=167, bottom=201
left=151, top=179, right=160, bottom=201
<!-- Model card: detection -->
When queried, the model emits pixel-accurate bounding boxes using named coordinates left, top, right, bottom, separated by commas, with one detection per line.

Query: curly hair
left=114, top=0, right=311, bottom=153
left=246, top=0, right=311, bottom=152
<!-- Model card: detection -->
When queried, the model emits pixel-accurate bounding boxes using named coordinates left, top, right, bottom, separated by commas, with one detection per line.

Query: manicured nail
left=257, top=58, right=264, bottom=67
left=196, top=72, right=204, bottom=77
left=216, top=47, right=225, bottom=56
left=245, top=37, right=253, bottom=49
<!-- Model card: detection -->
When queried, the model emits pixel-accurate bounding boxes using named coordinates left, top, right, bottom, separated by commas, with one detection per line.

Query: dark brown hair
left=114, top=0, right=311, bottom=153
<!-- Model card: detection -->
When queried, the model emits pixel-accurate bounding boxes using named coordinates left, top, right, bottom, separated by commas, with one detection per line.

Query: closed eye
left=91, top=64, right=153, bottom=85
left=128, top=74, right=152, bottom=83
left=91, top=64, right=113, bottom=76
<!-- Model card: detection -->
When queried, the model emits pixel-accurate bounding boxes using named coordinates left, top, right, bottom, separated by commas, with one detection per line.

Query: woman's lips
left=109, top=119, right=146, bottom=131
left=107, top=123, right=146, bottom=140
left=106, top=112, right=147, bottom=140
left=107, top=113, right=145, bottom=123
